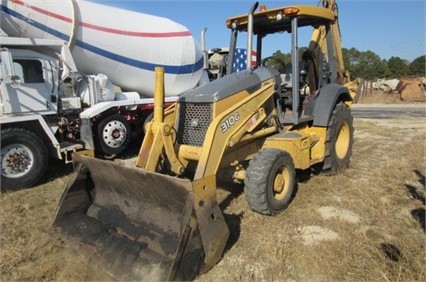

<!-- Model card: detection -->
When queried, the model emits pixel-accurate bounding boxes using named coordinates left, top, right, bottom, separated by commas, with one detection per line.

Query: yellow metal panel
left=74, top=149, right=95, bottom=158
left=136, top=125, right=164, bottom=170
left=263, top=131, right=313, bottom=169
left=178, top=144, right=202, bottom=161
left=214, top=91, right=250, bottom=116
left=297, top=126, right=327, bottom=164
left=220, top=140, right=264, bottom=169
left=261, top=126, right=327, bottom=169
left=192, top=174, right=217, bottom=199
left=226, top=5, right=336, bottom=29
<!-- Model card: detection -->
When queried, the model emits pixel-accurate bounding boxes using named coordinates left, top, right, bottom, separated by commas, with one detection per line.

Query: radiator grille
left=176, top=103, right=212, bottom=146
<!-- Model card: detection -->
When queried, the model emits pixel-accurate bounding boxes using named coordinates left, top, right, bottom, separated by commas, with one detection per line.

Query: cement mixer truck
left=0, top=0, right=207, bottom=189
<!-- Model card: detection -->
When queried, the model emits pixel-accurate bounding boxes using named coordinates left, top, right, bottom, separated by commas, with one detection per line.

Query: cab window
left=14, top=59, right=44, bottom=83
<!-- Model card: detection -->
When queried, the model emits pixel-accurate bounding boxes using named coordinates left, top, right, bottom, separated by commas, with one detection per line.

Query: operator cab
left=225, top=2, right=341, bottom=124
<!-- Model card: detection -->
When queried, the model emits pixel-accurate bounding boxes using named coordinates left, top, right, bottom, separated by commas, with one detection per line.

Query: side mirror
left=0, top=48, right=15, bottom=81
left=10, top=75, right=22, bottom=88
left=0, top=48, right=22, bottom=87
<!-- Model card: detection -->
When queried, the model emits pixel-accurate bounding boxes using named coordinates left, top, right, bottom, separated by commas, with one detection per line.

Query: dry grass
left=357, top=89, right=411, bottom=104
left=200, top=117, right=426, bottom=281
left=0, top=162, right=112, bottom=281
left=1, top=115, right=425, bottom=281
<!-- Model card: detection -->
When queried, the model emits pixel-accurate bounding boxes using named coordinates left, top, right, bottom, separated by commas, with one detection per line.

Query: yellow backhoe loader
left=52, top=1, right=354, bottom=280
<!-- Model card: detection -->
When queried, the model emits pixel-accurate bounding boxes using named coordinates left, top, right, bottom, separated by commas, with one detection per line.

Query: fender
left=305, top=83, right=352, bottom=126
left=0, top=114, right=62, bottom=158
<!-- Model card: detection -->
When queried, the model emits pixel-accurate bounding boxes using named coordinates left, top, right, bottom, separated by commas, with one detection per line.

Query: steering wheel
left=262, top=56, right=274, bottom=67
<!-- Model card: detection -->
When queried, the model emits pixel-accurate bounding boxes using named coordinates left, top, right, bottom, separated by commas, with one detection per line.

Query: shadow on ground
left=405, top=170, right=425, bottom=233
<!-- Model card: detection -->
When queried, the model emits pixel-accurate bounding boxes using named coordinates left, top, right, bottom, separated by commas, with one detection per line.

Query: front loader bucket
left=52, top=155, right=228, bottom=281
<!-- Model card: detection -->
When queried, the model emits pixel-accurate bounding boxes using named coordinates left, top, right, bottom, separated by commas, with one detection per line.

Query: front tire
left=95, top=114, right=131, bottom=156
left=1, top=128, right=48, bottom=189
left=244, top=149, right=296, bottom=215
left=322, top=102, right=354, bottom=174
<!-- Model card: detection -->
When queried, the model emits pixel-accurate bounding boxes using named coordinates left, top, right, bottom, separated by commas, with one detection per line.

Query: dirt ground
left=198, top=113, right=426, bottom=281
left=1, top=103, right=425, bottom=281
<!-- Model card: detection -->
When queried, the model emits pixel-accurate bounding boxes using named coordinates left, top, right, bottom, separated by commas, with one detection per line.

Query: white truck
left=0, top=36, right=177, bottom=189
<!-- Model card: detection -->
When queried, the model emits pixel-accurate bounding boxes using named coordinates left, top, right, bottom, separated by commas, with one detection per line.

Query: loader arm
left=193, top=81, right=277, bottom=180
left=136, top=68, right=186, bottom=175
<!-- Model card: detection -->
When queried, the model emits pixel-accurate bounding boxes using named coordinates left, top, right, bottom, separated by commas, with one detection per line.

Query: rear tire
left=1, top=128, right=48, bottom=189
left=322, top=102, right=354, bottom=174
left=95, top=114, right=131, bottom=156
left=244, top=149, right=296, bottom=215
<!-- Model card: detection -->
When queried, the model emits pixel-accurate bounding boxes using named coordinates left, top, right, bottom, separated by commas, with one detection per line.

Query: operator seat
left=301, top=50, right=320, bottom=93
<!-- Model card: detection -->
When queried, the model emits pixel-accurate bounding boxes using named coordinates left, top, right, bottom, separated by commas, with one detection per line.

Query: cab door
left=1, top=57, right=57, bottom=115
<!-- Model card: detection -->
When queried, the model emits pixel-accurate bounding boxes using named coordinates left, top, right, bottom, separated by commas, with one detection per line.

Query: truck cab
left=1, top=48, right=60, bottom=115
left=0, top=38, right=87, bottom=189
left=0, top=37, right=126, bottom=189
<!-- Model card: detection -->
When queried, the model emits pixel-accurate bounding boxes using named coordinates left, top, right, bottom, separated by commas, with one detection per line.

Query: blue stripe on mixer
left=0, top=5, right=204, bottom=74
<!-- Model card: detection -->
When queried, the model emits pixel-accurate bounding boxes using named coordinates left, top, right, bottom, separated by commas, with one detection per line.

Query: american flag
left=232, top=48, right=257, bottom=73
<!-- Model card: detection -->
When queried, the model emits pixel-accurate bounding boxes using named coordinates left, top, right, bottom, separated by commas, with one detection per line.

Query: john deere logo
left=190, top=119, right=199, bottom=127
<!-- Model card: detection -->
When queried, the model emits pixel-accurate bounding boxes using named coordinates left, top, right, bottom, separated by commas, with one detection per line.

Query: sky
left=89, top=0, right=425, bottom=62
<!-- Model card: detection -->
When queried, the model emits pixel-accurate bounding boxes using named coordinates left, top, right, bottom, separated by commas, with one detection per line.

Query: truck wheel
left=1, top=128, right=48, bottom=189
left=322, top=102, right=354, bottom=174
left=244, top=149, right=296, bottom=215
left=96, top=114, right=131, bottom=156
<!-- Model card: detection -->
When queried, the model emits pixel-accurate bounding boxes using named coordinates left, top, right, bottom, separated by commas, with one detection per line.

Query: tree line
left=269, top=48, right=425, bottom=80
left=343, top=48, right=425, bottom=80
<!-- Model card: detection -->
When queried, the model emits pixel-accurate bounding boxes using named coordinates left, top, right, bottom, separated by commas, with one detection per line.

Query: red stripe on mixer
left=11, top=0, right=192, bottom=37
left=81, top=22, right=192, bottom=37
